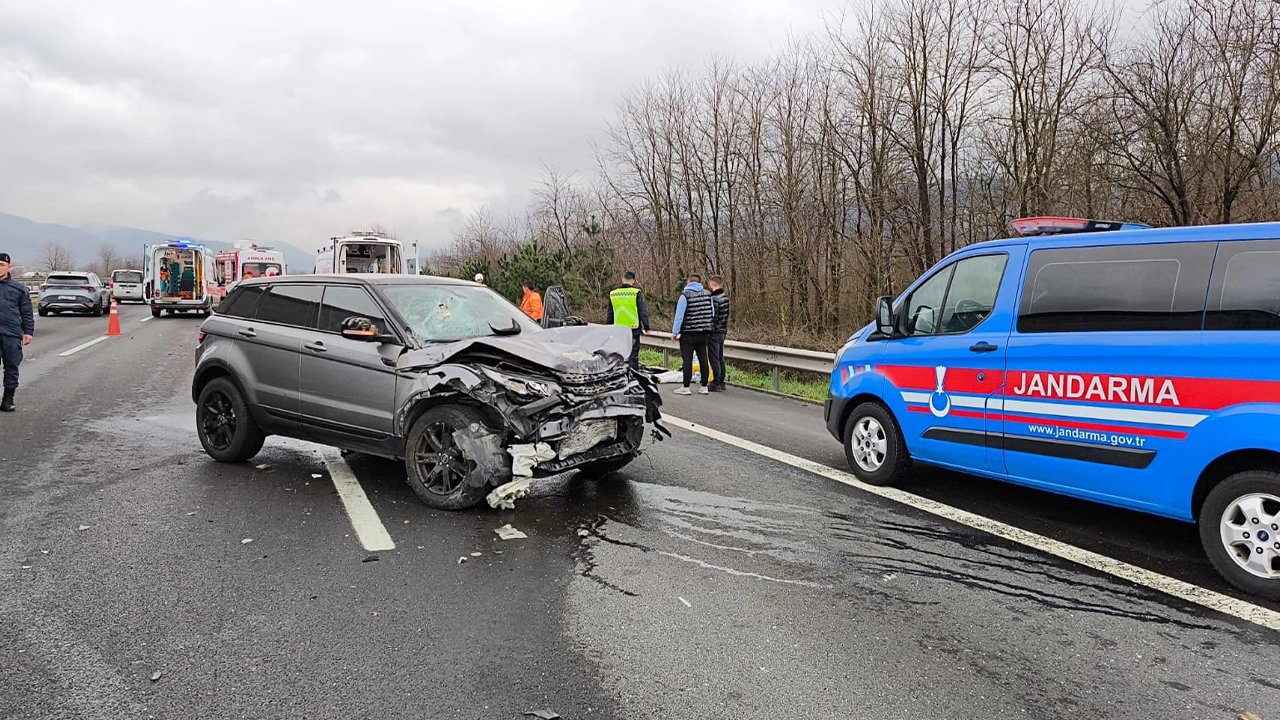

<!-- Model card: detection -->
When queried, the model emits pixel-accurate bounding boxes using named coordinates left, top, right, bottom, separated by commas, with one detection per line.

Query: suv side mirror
left=340, top=316, right=380, bottom=341
left=874, top=296, right=896, bottom=336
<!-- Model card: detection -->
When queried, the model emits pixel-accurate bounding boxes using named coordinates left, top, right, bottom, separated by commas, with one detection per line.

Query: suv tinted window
left=1206, top=240, right=1280, bottom=330
left=256, top=284, right=322, bottom=328
left=904, top=253, right=1007, bottom=336
left=218, top=285, right=266, bottom=318
left=1018, top=242, right=1215, bottom=333
left=319, top=285, right=387, bottom=333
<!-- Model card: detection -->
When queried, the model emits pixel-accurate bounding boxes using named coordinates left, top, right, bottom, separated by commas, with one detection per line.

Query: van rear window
left=1017, top=242, right=1215, bottom=333
left=1206, top=241, right=1280, bottom=330
left=113, top=271, right=143, bottom=283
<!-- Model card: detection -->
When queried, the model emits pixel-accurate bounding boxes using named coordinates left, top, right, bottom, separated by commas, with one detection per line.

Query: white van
left=144, top=240, right=218, bottom=317
left=110, top=269, right=145, bottom=302
left=315, top=231, right=408, bottom=274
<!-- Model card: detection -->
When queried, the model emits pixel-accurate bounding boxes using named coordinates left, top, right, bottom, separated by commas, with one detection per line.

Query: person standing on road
left=606, top=270, right=651, bottom=371
left=708, top=274, right=729, bottom=392
left=671, top=274, right=714, bottom=396
left=519, top=281, right=544, bottom=321
left=0, top=253, right=35, bottom=413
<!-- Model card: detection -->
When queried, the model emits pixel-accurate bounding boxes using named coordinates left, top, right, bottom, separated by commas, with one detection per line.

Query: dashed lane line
left=660, top=413, right=1280, bottom=633
left=57, top=335, right=110, bottom=357
left=139, top=316, right=152, bottom=323
left=319, top=447, right=396, bottom=552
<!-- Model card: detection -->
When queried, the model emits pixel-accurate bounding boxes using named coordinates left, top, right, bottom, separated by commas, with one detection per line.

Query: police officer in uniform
left=0, top=252, right=35, bottom=412
left=606, top=270, right=650, bottom=371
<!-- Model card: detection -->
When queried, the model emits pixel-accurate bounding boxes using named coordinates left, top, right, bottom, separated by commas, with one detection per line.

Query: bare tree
left=40, top=241, right=74, bottom=272
left=94, top=242, right=121, bottom=277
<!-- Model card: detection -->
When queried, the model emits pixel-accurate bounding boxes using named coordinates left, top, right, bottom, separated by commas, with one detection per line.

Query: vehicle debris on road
left=523, top=710, right=561, bottom=720
left=494, top=524, right=527, bottom=540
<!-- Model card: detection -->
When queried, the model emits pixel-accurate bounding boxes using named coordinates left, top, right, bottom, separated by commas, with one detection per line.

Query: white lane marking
left=319, top=447, right=396, bottom=552
left=661, top=413, right=1280, bottom=633
left=57, top=335, right=110, bottom=357
left=139, top=316, right=152, bottom=323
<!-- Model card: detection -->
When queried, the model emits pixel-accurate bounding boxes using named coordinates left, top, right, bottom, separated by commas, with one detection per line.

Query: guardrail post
left=772, top=366, right=781, bottom=392
left=662, top=348, right=670, bottom=368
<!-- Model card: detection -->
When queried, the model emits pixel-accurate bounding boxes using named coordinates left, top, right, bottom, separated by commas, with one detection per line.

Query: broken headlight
left=482, top=368, right=561, bottom=400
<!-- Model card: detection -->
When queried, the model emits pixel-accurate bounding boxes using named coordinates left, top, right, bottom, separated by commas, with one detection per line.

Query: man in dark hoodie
left=671, top=274, right=714, bottom=395
left=0, top=252, right=35, bottom=412
left=707, top=274, right=729, bottom=392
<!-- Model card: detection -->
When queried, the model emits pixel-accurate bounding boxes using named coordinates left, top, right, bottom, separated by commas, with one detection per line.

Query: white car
left=111, top=269, right=145, bottom=302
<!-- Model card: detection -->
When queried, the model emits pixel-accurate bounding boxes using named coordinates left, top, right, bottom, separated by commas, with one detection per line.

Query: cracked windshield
left=2, top=1, right=1279, bottom=719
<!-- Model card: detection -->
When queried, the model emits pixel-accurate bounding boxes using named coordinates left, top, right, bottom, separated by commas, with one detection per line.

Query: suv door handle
left=237, top=328, right=257, bottom=339
left=304, top=341, right=327, bottom=353
left=969, top=342, right=999, bottom=353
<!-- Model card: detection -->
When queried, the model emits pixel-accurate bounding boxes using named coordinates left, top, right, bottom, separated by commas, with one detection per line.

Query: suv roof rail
left=1011, top=216, right=1151, bottom=237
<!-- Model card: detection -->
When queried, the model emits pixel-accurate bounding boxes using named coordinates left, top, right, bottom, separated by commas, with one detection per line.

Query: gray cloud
left=0, top=0, right=832, bottom=252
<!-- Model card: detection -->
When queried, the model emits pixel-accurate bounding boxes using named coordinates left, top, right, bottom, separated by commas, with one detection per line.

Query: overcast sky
left=0, top=0, right=838, bottom=252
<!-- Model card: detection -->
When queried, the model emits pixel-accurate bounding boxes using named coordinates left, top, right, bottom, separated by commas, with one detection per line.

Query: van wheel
left=404, top=405, right=503, bottom=510
left=196, top=377, right=266, bottom=463
left=151, top=307, right=161, bottom=318
left=38, top=308, right=48, bottom=317
left=1199, top=472, right=1280, bottom=600
left=843, top=402, right=911, bottom=486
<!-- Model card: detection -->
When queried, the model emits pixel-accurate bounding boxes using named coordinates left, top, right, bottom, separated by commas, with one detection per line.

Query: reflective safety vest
left=609, top=286, right=641, bottom=329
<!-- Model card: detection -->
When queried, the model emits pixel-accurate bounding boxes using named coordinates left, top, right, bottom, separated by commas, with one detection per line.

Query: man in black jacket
left=707, top=274, right=729, bottom=392
left=0, top=253, right=35, bottom=412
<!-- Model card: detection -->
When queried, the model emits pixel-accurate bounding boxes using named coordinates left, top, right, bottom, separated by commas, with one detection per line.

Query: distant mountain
left=0, top=213, right=314, bottom=272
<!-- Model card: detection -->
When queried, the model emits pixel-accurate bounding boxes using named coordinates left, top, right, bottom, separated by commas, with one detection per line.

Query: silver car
left=38, top=272, right=112, bottom=316
left=191, top=275, right=666, bottom=510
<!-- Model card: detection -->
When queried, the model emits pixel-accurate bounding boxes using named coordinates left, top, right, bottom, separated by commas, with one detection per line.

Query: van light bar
left=1012, top=216, right=1151, bottom=236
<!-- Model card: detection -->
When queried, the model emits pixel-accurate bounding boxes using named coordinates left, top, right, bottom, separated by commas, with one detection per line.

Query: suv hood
left=397, top=324, right=631, bottom=374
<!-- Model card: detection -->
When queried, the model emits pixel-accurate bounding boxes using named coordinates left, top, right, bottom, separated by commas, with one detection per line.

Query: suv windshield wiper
left=488, top=319, right=522, bottom=336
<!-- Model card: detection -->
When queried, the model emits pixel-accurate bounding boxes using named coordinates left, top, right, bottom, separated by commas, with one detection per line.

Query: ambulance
left=143, top=239, right=218, bottom=318
left=314, top=231, right=414, bottom=275
left=214, top=245, right=287, bottom=296
left=826, top=217, right=1280, bottom=599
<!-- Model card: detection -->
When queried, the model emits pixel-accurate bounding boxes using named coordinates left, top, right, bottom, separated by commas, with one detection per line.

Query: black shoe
left=708, top=384, right=724, bottom=392
left=0, top=390, right=14, bottom=412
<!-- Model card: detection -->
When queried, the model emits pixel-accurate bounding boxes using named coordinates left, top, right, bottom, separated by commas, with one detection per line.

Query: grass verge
left=638, top=348, right=829, bottom=403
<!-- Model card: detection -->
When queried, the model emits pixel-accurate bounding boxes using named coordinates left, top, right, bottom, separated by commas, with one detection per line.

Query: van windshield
left=113, top=271, right=143, bottom=283
left=380, top=284, right=543, bottom=342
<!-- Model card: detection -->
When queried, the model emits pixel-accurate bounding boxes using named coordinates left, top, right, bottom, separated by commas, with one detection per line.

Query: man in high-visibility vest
left=605, top=270, right=650, bottom=371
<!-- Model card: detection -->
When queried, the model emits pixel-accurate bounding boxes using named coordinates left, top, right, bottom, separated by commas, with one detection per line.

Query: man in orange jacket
left=519, top=281, right=544, bottom=321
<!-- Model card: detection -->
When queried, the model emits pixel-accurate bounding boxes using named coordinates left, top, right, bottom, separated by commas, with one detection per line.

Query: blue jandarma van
left=826, top=217, right=1280, bottom=599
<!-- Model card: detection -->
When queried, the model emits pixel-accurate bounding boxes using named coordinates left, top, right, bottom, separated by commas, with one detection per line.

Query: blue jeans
left=0, top=335, right=21, bottom=390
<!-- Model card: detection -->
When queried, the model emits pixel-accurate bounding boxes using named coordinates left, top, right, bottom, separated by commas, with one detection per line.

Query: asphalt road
left=1, top=312, right=1277, bottom=720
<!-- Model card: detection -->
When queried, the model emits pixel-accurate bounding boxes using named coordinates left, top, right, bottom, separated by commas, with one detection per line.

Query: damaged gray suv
left=191, top=275, right=665, bottom=510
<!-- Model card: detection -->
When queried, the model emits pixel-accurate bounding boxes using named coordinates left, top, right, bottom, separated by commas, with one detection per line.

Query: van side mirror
left=875, top=296, right=896, bottom=336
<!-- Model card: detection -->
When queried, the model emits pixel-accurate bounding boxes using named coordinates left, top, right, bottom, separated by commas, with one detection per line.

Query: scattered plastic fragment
left=150, top=671, right=163, bottom=682
left=457, top=556, right=467, bottom=564
left=577, top=529, right=590, bottom=537
left=362, top=555, right=380, bottom=563
left=185, top=512, right=196, bottom=516
left=678, top=597, right=691, bottom=608
left=311, top=474, right=323, bottom=479
left=470, top=552, right=482, bottom=557
left=241, top=538, right=253, bottom=545
left=77, top=525, right=90, bottom=531
left=254, top=464, right=272, bottom=471
left=507, top=443, right=556, bottom=478
left=523, top=711, right=560, bottom=720
left=403, top=519, right=411, bottom=525
left=487, top=477, right=533, bottom=510
left=494, top=524, right=528, bottom=540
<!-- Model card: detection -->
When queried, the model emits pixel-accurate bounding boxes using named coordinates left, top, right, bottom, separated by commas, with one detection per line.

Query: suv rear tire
left=1198, top=471, right=1280, bottom=600
left=196, top=377, right=266, bottom=463
left=843, top=402, right=911, bottom=486
left=404, top=404, right=503, bottom=510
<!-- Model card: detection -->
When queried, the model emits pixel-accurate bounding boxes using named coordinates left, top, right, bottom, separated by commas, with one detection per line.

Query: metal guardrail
left=639, top=330, right=836, bottom=391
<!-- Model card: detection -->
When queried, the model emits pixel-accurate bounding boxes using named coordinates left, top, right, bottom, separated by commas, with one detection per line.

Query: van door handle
left=237, top=328, right=257, bottom=339
left=304, top=341, right=327, bottom=353
left=969, top=342, right=999, bottom=353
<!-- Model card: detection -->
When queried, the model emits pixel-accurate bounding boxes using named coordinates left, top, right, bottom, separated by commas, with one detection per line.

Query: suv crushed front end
left=395, top=325, right=667, bottom=508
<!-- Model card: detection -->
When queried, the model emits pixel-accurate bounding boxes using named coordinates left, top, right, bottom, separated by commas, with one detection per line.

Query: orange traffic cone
left=106, top=299, right=122, bottom=336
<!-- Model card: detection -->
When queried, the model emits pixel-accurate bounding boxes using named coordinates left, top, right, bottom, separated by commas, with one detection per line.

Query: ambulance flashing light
left=1011, top=217, right=1151, bottom=237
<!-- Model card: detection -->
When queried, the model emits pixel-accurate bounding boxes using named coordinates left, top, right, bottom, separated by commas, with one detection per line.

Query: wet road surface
left=1, top=312, right=1277, bottom=719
